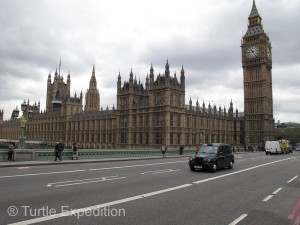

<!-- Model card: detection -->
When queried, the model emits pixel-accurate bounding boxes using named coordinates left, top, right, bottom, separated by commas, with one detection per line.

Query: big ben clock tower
left=241, top=0, right=275, bottom=146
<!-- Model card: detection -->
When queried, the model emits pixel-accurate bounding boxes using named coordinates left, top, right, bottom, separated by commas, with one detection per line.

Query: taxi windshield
left=198, top=146, right=219, bottom=154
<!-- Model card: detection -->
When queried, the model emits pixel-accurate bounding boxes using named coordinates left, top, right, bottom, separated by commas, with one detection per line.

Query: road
left=0, top=152, right=299, bottom=225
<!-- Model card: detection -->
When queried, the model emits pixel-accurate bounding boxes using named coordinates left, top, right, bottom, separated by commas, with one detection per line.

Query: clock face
left=246, top=45, right=259, bottom=58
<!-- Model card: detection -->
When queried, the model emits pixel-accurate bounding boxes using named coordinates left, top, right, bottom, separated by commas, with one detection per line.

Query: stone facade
left=241, top=0, right=275, bottom=145
left=0, top=61, right=243, bottom=149
left=0, top=1, right=274, bottom=149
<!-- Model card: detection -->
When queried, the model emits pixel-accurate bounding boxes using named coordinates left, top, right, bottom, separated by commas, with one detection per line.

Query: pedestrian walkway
left=0, top=150, right=255, bottom=168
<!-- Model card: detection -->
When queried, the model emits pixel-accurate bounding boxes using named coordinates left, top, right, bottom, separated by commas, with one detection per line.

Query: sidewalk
left=0, top=151, right=254, bottom=168
left=0, top=155, right=190, bottom=168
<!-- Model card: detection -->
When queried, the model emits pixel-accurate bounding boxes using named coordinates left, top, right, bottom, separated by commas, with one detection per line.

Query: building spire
left=249, top=0, right=260, bottom=19
left=89, top=65, right=97, bottom=89
left=59, top=57, right=61, bottom=76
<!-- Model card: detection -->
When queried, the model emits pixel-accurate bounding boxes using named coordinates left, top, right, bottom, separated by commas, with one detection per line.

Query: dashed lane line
left=7, top=157, right=296, bottom=225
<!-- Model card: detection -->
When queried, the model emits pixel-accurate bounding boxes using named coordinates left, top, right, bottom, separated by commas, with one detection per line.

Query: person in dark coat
left=54, top=140, right=64, bottom=161
left=8, top=142, right=15, bottom=162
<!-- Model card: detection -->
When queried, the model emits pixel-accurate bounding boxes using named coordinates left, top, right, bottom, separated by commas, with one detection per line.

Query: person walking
left=161, top=145, right=167, bottom=157
left=8, top=142, right=15, bottom=162
left=54, top=140, right=64, bottom=161
left=179, top=145, right=184, bottom=155
left=54, top=142, right=59, bottom=161
left=71, top=143, right=78, bottom=160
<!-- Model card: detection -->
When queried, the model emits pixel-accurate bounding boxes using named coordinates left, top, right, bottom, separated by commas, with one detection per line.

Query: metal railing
left=0, top=148, right=196, bottom=162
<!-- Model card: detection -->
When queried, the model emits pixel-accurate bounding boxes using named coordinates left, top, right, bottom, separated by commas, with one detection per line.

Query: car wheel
left=211, top=163, right=217, bottom=173
left=190, top=166, right=195, bottom=171
left=228, top=161, right=233, bottom=169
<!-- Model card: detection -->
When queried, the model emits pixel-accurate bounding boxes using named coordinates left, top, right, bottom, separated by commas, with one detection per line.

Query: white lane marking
left=228, top=214, right=248, bottom=225
left=0, top=170, right=86, bottom=179
left=55, top=177, right=127, bottom=187
left=262, top=195, right=273, bottom=202
left=8, top=157, right=296, bottom=225
left=17, top=167, right=30, bottom=169
left=193, top=157, right=296, bottom=184
left=0, top=160, right=187, bottom=179
left=47, top=176, right=119, bottom=187
left=141, top=169, right=181, bottom=175
left=287, top=175, right=298, bottom=183
left=8, top=184, right=192, bottom=225
left=89, top=160, right=187, bottom=171
left=273, top=187, right=282, bottom=195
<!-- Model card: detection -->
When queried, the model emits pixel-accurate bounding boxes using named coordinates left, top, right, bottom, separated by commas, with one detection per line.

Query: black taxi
left=189, top=143, right=234, bottom=172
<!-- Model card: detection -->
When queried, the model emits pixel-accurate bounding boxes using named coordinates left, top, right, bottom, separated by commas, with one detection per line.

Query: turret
left=0, top=109, right=4, bottom=124
left=117, top=72, right=121, bottom=91
left=180, top=65, right=185, bottom=87
left=67, top=72, right=71, bottom=96
left=150, top=64, right=154, bottom=84
left=85, top=65, right=100, bottom=112
left=89, top=65, right=97, bottom=89
left=145, top=73, right=149, bottom=90
left=48, top=72, right=51, bottom=83
left=165, top=60, right=170, bottom=78
left=129, top=69, right=133, bottom=85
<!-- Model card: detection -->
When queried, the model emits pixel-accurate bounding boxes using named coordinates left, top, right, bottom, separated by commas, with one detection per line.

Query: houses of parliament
left=0, top=1, right=274, bottom=149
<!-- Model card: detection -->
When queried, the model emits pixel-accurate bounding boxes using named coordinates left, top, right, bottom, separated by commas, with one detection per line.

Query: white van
left=265, top=141, right=281, bottom=155
left=295, top=143, right=300, bottom=151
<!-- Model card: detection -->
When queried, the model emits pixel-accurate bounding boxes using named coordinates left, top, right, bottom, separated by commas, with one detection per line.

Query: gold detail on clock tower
left=241, top=0, right=275, bottom=146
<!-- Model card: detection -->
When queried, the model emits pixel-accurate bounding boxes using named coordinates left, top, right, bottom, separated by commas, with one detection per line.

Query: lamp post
left=18, top=101, right=33, bottom=149
left=12, top=107, right=20, bottom=120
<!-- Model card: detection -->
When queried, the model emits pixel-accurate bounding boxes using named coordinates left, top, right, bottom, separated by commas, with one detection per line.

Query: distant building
left=0, top=0, right=274, bottom=148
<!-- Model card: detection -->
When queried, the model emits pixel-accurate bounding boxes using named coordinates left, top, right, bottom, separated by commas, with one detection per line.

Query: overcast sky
left=0, top=0, right=300, bottom=123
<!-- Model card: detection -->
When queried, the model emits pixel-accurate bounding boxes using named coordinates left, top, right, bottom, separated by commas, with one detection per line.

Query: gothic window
left=177, top=133, right=181, bottom=145
left=146, top=133, right=149, bottom=144
left=155, top=132, right=162, bottom=145
left=121, top=130, right=127, bottom=143
left=154, top=112, right=163, bottom=127
left=139, top=114, right=143, bottom=127
left=155, top=94, right=162, bottom=105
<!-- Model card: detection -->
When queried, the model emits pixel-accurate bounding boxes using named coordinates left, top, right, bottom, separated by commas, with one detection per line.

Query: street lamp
left=11, top=107, right=20, bottom=119
left=18, top=101, right=33, bottom=149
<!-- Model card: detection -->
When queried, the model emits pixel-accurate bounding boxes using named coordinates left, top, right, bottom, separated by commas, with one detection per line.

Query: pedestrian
left=8, top=142, right=15, bottom=162
left=161, top=145, right=166, bottom=157
left=72, top=143, right=78, bottom=160
left=54, top=142, right=59, bottom=161
left=161, top=145, right=167, bottom=157
left=54, top=140, right=64, bottom=161
left=179, top=145, right=184, bottom=155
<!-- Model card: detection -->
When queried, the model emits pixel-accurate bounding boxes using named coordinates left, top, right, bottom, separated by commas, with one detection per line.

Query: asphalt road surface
left=1, top=152, right=300, bottom=225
